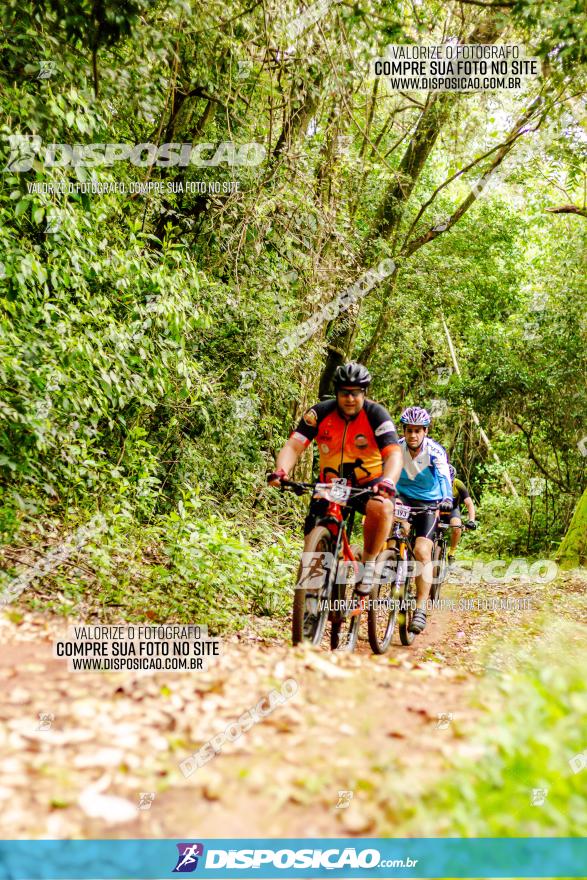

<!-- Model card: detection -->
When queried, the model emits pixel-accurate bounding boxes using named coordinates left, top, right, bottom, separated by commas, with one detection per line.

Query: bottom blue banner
left=0, top=838, right=585, bottom=879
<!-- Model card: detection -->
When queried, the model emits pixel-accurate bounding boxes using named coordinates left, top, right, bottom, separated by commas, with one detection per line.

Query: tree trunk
left=371, top=92, right=454, bottom=241
left=318, top=17, right=505, bottom=391
left=318, top=302, right=362, bottom=398
left=318, top=94, right=452, bottom=389
left=556, top=487, right=587, bottom=568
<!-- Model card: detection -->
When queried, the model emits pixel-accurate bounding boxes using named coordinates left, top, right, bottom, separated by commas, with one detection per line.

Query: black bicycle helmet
left=334, top=362, right=371, bottom=389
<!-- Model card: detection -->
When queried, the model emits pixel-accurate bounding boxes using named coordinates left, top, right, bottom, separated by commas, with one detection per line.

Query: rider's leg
left=409, top=535, right=434, bottom=634
left=450, top=517, right=462, bottom=553
left=362, top=496, right=394, bottom=560
left=414, top=536, right=434, bottom=608
left=449, top=515, right=462, bottom=564
left=356, top=496, right=394, bottom=593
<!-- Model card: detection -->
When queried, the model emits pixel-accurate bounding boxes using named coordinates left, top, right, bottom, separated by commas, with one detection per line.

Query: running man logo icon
left=4, top=134, right=42, bottom=172
left=37, top=60, right=57, bottom=79
left=173, top=843, right=204, bottom=873
left=298, top=552, right=334, bottom=590
left=335, top=790, right=354, bottom=809
left=436, top=712, right=453, bottom=730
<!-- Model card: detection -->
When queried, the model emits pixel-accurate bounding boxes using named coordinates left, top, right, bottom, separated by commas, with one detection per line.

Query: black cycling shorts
left=303, top=478, right=384, bottom=536
left=440, top=505, right=461, bottom=524
left=398, top=495, right=439, bottom=541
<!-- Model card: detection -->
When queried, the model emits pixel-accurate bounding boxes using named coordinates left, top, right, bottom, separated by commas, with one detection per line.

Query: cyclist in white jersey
left=396, top=407, right=452, bottom=634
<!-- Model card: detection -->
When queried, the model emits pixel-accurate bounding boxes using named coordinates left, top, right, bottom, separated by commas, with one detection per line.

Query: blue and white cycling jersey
left=396, top=436, right=452, bottom=502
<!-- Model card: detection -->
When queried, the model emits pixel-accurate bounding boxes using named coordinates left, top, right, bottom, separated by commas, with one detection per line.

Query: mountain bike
left=281, top=479, right=382, bottom=652
left=430, top=514, right=450, bottom=602
left=385, top=501, right=441, bottom=646
left=431, top=514, right=477, bottom=602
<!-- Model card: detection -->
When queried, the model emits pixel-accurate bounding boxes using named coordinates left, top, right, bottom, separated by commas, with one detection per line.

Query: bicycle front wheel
left=367, top=549, right=399, bottom=654
left=330, top=587, right=361, bottom=652
left=292, top=526, right=334, bottom=647
left=430, top=539, right=447, bottom=603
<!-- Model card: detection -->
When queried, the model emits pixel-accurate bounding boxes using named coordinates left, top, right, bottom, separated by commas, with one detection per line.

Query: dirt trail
left=0, top=574, right=516, bottom=839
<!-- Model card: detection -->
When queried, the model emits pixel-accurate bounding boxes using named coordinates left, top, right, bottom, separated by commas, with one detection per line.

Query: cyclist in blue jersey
left=396, top=406, right=452, bottom=634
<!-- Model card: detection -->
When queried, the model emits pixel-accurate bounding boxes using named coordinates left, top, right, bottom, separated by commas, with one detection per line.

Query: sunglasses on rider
left=338, top=387, right=365, bottom=398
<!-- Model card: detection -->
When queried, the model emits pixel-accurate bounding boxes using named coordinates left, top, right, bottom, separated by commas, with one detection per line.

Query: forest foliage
left=0, top=0, right=586, bottom=622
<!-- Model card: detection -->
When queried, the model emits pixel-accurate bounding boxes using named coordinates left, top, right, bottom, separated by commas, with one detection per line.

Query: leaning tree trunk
left=318, top=94, right=452, bottom=391
left=556, top=487, right=587, bottom=569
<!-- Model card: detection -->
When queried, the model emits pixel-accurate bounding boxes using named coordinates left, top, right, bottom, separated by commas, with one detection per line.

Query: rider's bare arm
left=382, top=444, right=402, bottom=486
left=464, top=496, right=476, bottom=521
left=269, top=436, right=306, bottom=485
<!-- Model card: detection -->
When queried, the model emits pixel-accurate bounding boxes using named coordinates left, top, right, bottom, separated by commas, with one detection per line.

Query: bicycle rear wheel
left=292, top=526, right=334, bottom=647
left=367, top=549, right=399, bottom=654
left=430, top=539, right=447, bottom=602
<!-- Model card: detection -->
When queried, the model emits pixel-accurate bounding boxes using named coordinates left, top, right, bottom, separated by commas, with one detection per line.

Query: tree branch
left=402, top=96, right=544, bottom=256
left=547, top=204, right=587, bottom=218
left=401, top=124, right=537, bottom=248
left=452, top=0, right=514, bottom=6
left=512, top=421, right=571, bottom=492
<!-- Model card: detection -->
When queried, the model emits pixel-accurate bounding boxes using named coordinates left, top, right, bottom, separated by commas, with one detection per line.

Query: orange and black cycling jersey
left=291, top=399, right=399, bottom=486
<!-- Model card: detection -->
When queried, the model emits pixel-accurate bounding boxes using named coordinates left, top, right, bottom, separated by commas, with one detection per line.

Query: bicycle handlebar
left=279, top=479, right=375, bottom=500
left=401, top=503, right=441, bottom=515
left=279, top=479, right=314, bottom=496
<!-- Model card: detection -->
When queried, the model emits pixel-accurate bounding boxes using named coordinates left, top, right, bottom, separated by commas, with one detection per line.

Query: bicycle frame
left=281, top=480, right=374, bottom=613
left=315, top=487, right=377, bottom=608
left=388, top=503, right=442, bottom=574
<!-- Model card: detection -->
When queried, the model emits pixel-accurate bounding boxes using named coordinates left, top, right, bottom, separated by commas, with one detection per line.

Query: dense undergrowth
left=395, top=581, right=587, bottom=837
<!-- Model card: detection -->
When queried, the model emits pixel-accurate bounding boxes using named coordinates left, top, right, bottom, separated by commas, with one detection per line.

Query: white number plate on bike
left=394, top=502, right=411, bottom=520
left=314, top=481, right=351, bottom=504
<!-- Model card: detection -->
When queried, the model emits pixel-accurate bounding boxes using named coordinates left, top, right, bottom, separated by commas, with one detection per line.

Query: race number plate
left=394, top=501, right=411, bottom=520
left=314, top=481, right=351, bottom=504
